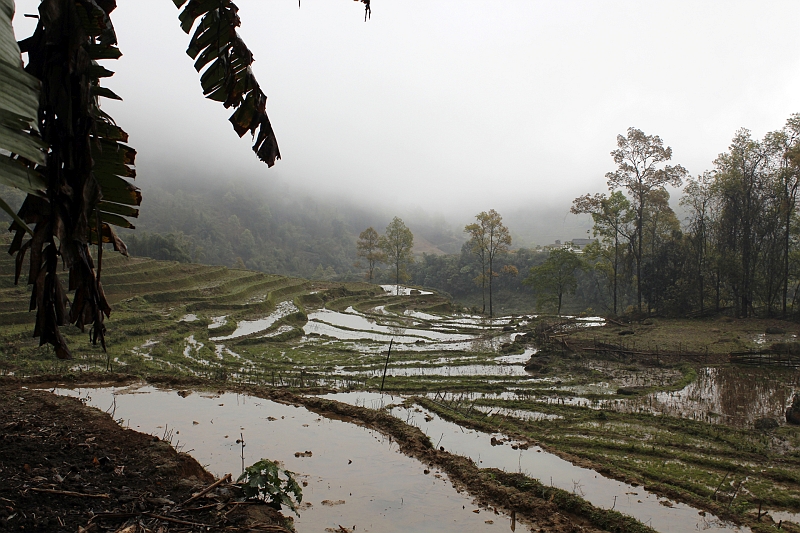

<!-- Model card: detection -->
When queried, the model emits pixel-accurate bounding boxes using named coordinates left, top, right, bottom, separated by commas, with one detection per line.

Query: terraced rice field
left=0, top=250, right=533, bottom=391
left=4, top=248, right=800, bottom=531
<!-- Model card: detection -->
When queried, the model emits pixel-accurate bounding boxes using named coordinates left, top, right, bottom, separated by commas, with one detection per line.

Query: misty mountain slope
left=113, top=180, right=468, bottom=280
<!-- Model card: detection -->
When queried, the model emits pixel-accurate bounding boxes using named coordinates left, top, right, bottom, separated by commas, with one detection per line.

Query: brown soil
left=0, top=379, right=293, bottom=532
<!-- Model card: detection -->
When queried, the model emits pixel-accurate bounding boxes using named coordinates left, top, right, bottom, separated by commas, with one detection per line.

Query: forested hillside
left=114, top=180, right=465, bottom=281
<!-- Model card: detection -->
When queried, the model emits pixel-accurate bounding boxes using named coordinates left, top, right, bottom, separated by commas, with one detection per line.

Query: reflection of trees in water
left=715, top=367, right=798, bottom=423
left=648, top=367, right=800, bottom=425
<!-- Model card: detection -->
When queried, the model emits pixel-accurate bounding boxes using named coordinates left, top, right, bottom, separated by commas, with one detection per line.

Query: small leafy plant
left=237, top=459, right=303, bottom=515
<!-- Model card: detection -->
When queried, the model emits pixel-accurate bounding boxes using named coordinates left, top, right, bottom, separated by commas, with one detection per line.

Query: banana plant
left=1, top=0, right=139, bottom=359
left=1, top=0, right=371, bottom=359
left=0, top=0, right=46, bottom=234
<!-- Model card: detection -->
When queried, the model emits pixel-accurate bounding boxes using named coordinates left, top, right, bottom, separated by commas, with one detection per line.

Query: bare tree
left=465, top=210, right=510, bottom=317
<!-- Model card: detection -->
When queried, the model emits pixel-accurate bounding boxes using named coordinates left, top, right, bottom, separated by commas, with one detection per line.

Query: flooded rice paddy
left=211, top=301, right=299, bottom=341
left=321, top=392, right=747, bottom=533
left=54, top=385, right=756, bottom=532
left=381, top=285, right=434, bottom=296
left=58, top=386, right=515, bottom=533
left=501, top=366, right=800, bottom=428
left=62, top=286, right=800, bottom=529
left=182, top=299, right=798, bottom=430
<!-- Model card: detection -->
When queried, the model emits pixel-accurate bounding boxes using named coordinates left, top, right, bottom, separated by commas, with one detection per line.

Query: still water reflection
left=56, top=386, right=513, bottom=533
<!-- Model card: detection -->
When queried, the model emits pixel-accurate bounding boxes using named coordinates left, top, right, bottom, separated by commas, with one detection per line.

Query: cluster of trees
left=356, top=217, right=414, bottom=290
left=572, top=117, right=800, bottom=318
left=405, top=244, right=566, bottom=314
left=359, top=210, right=524, bottom=317
left=463, top=210, right=514, bottom=316
left=404, top=118, right=800, bottom=319
left=109, top=118, right=800, bottom=320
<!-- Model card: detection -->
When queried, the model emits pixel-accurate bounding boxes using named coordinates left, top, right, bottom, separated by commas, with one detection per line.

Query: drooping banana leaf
left=174, top=0, right=281, bottom=166
left=8, top=0, right=139, bottom=359
left=76, top=4, right=141, bottom=234
left=0, top=0, right=46, bottom=234
left=172, top=0, right=372, bottom=167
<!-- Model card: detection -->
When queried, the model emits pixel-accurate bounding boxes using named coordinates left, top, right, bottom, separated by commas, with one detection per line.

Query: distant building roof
left=571, top=238, right=597, bottom=249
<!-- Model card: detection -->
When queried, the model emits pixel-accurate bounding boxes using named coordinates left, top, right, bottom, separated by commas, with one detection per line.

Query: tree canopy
left=605, top=128, right=687, bottom=312
left=524, top=248, right=584, bottom=315
left=356, top=226, right=385, bottom=281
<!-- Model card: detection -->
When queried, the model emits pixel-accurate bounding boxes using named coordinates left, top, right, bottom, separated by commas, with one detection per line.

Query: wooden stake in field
left=380, top=339, right=394, bottom=392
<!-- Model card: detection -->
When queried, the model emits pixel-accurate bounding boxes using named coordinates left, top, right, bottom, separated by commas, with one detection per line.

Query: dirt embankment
left=0, top=380, right=293, bottom=532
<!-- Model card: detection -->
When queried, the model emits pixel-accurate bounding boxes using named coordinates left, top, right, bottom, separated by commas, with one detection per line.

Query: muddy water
left=57, top=386, right=514, bottom=533
left=323, top=392, right=748, bottom=533
left=436, top=365, right=798, bottom=429
left=624, top=366, right=799, bottom=426
left=543, top=367, right=800, bottom=427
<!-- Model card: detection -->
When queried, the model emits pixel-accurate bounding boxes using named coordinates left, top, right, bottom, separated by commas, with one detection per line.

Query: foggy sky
left=12, top=0, right=800, bottom=227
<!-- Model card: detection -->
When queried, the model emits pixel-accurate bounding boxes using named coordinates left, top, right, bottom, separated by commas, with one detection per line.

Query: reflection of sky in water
left=405, top=365, right=800, bottom=429
left=335, top=363, right=535, bottom=378
left=183, top=335, right=211, bottom=366
left=211, top=301, right=298, bottom=341
left=629, top=366, right=800, bottom=425
left=57, top=387, right=508, bottom=533
left=403, top=309, right=441, bottom=321
left=303, top=320, right=423, bottom=343
left=322, top=391, right=747, bottom=533
left=307, top=309, right=475, bottom=342
left=769, top=510, right=800, bottom=526
left=208, top=315, right=227, bottom=329
left=495, top=349, right=537, bottom=364
left=380, top=284, right=434, bottom=295
left=530, top=367, right=800, bottom=428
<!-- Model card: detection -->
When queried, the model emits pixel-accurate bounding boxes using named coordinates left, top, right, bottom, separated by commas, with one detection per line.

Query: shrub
left=237, top=459, right=303, bottom=515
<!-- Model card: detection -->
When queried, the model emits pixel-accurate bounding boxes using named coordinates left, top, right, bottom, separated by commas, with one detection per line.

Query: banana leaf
left=174, top=0, right=280, bottom=167
left=0, top=0, right=46, bottom=235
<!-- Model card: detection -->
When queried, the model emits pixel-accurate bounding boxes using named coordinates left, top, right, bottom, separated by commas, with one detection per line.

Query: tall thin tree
left=606, top=128, right=687, bottom=313
left=379, top=217, right=414, bottom=294
left=467, top=210, right=511, bottom=317
left=356, top=226, right=385, bottom=282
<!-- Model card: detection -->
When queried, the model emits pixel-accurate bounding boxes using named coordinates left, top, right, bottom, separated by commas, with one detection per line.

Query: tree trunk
left=613, top=232, right=619, bottom=315
left=481, top=258, right=486, bottom=315
left=699, top=273, right=704, bottom=316
left=488, top=256, right=493, bottom=318
left=783, top=185, right=793, bottom=317
left=636, top=204, right=644, bottom=313
left=395, top=257, right=400, bottom=294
